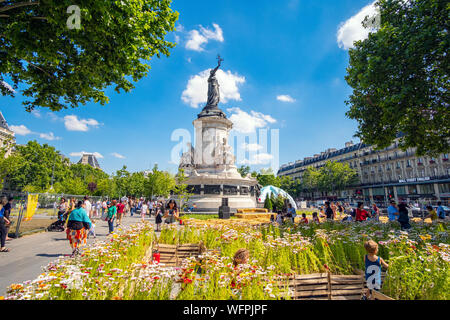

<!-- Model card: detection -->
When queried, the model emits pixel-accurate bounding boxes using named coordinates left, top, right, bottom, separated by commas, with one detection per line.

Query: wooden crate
left=176, top=243, right=201, bottom=265
left=278, top=272, right=394, bottom=301
left=330, top=274, right=364, bottom=300
left=153, top=243, right=202, bottom=267
left=157, top=244, right=178, bottom=267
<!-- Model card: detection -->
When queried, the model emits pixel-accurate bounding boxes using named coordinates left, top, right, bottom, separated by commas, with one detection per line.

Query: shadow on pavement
left=36, top=253, right=67, bottom=258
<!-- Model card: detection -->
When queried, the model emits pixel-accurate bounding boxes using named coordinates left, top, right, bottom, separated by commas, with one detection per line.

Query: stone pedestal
left=180, top=116, right=258, bottom=212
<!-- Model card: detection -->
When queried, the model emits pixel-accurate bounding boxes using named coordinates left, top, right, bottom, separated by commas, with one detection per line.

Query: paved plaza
left=0, top=215, right=155, bottom=296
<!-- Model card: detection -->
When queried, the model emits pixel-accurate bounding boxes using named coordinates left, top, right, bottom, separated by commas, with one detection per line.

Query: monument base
left=187, top=194, right=257, bottom=213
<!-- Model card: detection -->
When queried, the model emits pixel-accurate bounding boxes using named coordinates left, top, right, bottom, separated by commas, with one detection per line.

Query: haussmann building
left=277, top=140, right=450, bottom=205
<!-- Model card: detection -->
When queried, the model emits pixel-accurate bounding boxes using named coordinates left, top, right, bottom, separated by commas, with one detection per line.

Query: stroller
left=47, top=212, right=68, bottom=232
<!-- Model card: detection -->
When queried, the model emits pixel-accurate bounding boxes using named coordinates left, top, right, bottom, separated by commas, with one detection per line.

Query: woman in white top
left=141, top=202, right=148, bottom=223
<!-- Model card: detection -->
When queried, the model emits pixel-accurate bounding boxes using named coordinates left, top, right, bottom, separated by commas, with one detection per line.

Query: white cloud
left=70, top=151, right=104, bottom=159
left=185, top=23, right=224, bottom=52
left=64, top=115, right=99, bottom=132
left=240, top=153, right=274, bottom=165
left=186, top=30, right=208, bottom=52
left=47, top=112, right=62, bottom=122
left=1, top=81, right=15, bottom=93
left=277, top=95, right=296, bottom=103
left=111, top=152, right=126, bottom=159
left=39, top=132, right=61, bottom=141
left=241, top=143, right=263, bottom=152
left=227, top=107, right=276, bottom=134
left=182, top=69, right=245, bottom=108
left=31, top=110, right=41, bottom=118
left=10, top=125, right=32, bottom=136
left=337, top=1, right=378, bottom=50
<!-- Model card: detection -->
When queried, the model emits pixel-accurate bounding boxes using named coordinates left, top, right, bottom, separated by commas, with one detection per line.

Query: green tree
left=127, top=172, right=146, bottom=197
left=145, top=164, right=175, bottom=199
left=264, top=195, right=273, bottom=212
left=318, top=161, right=359, bottom=196
left=345, top=0, right=449, bottom=156
left=237, top=165, right=251, bottom=178
left=0, top=140, right=72, bottom=191
left=256, top=168, right=281, bottom=188
left=172, top=169, right=192, bottom=211
left=302, top=167, right=321, bottom=199
left=113, top=165, right=131, bottom=197
left=0, top=0, right=179, bottom=111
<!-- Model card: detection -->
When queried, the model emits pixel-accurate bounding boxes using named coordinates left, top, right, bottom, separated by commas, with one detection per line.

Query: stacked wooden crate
left=278, top=272, right=394, bottom=300
left=154, top=243, right=202, bottom=267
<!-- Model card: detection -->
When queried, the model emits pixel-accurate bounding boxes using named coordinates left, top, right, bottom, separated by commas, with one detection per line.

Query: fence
left=0, top=191, right=107, bottom=238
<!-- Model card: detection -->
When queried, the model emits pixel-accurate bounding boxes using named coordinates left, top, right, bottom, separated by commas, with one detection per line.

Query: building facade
left=0, top=111, right=15, bottom=158
left=78, top=153, right=101, bottom=169
left=278, top=140, right=450, bottom=205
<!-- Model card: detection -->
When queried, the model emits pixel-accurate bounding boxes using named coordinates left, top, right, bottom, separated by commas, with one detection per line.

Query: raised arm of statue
left=210, top=55, right=224, bottom=77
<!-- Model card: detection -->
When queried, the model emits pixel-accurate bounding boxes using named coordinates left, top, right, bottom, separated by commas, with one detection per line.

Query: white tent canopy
left=258, top=185, right=297, bottom=210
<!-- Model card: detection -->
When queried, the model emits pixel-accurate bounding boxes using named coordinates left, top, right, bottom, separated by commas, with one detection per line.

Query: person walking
left=149, top=200, right=154, bottom=217
left=66, top=200, right=92, bottom=257
left=0, top=197, right=11, bottom=252
left=84, top=196, right=92, bottom=219
left=107, top=200, right=117, bottom=234
left=387, top=200, right=399, bottom=222
left=397, top=202, right=411, bottom=230
left=57, top=198, right=67, bottom=223
left=3, top=197, right=13, bottom=241
left=116, top=200, right=125, bottom=227
left=102, top=199, right=107, bottom=217
left=155, top=205, right=163, bottom=232
left=141, top=201, right=148, bottom=223
left=95, top=200, right=101, bottom=218
left=164, top=200, right=178, bottom=224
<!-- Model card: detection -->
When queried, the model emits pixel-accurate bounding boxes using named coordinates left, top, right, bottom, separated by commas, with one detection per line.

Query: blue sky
left=0, top=0, right=379, bottom=175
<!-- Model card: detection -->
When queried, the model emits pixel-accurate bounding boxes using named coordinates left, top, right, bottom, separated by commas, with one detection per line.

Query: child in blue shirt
left=364, top=240, right=389, bottom=291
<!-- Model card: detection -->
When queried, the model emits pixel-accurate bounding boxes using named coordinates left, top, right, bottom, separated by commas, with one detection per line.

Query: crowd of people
left=57, top=196, right=181, bottom=257
left=270, top=200, right=447, bottom=231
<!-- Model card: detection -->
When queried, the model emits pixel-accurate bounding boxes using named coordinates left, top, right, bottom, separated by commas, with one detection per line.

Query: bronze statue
left=198, top=55, right=226, bottom=119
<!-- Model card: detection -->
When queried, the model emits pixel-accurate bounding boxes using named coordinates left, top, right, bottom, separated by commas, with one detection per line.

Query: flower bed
left=4, top=219, right=449, bottom=300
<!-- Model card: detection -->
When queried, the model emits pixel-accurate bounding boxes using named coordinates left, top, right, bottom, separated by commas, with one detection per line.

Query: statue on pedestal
left=198, top=55, right=226, bottom=119
left=180, top=143, right=195, bottom=168
left=223, top=137, right=235, bottom=165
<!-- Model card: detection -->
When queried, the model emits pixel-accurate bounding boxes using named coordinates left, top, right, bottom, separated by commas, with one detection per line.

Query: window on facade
left=418, top=158, right=423, bottom=164
left=372, top=188, right=385, bottom=196
left=421, top=184, right=434, bottom=194
left=438, top=183, right=450, bottom=194
left=408, top=185, right=418, bottom=194
left=407, top=160, right=412, bottom=167
left=396, top=186, right=407, bottom=195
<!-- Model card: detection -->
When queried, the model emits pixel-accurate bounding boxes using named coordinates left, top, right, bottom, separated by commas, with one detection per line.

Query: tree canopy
left=0, top=140, right=177, bottom=198
left=345, top=0, right=449, bottom=156
left=0, top=0, right=178, bottom=111
left=300, top=161, right=359, bottom=195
